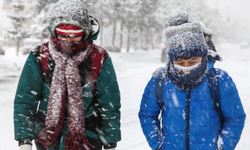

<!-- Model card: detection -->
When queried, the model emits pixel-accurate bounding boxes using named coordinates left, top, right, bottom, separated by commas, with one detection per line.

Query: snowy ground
left=0, top=43, right=249, bottom=150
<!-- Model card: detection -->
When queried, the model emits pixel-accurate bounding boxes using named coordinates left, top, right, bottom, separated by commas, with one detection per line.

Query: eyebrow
left=176, top=57, right=199, bottom=61
left=190, top=57, right=198, bottom=60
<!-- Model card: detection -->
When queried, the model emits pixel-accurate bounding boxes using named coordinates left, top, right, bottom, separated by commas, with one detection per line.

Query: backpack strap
left=40, top=43, right=50, bottom=75
left=154, top=67, right=168, bottom=108
left=90, top=46, right=105, bottom=92
left=207, top=68, right=224, bottom=130
left=155, top=77, right=164, bottom=103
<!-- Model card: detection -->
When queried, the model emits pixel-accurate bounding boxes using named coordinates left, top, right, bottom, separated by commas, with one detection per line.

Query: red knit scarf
left=36, top=35, right=93, bottom=150
left=50, top=34, right=91, bottom=55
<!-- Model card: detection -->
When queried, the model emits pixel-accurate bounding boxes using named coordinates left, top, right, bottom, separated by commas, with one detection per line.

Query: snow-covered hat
left=165, top=10, right=208, bottom=62
left=48, top=0, right=91, bottom=40
left=199, top=22, right=213, bottom=35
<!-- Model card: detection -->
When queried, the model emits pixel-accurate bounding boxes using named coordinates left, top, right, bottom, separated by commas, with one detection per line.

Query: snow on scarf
left=36, top=35, right=93, bottom=150
left=169, top=56, right=208, bottom=91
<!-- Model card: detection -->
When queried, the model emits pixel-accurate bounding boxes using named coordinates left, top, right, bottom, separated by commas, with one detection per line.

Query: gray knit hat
left=48, top=0, right=91, bottom=41
left=165, top=10, right=207, bottom=62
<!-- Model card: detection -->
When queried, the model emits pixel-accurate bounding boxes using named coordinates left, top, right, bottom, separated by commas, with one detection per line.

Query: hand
left=20, top=144, right=32, bottom=150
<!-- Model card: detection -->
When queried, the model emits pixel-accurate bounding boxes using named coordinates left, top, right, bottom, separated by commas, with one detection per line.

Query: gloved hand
left=20, top=144, right=32, bottom=150
left=104, top=143, right=117, bottom=150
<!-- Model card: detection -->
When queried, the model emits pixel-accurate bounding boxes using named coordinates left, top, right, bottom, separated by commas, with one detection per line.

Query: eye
left=189, top=58, right=198, bottom=64
left=176, top=61, right=183, bottom=65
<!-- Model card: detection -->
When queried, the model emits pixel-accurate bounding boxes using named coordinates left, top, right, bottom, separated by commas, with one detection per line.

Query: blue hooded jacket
left=139, top=60, right=246, bottom=150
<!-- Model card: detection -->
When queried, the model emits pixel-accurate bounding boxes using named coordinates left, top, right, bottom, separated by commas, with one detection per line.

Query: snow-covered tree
left=83, top=0, right=114, bottom=48
left=31, top=0, right=58, bottom=40
left=31, top=10, right=50, bottom=40
left=134, top=0, right=161, bottom=50
left=31, top=0, right=240, bottom=52
left=35, top=0, right=58, bottom=13
left=153, top=0, right=238, bottom=44
left=5, top=0, right=30, bottom=56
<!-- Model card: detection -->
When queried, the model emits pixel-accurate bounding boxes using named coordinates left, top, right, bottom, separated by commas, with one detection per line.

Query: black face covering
left=169, top=56, right=208, bottom=91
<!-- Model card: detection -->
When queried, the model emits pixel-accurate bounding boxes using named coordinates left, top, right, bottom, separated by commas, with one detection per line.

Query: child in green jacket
left=14, top=0, right=121, bottom=150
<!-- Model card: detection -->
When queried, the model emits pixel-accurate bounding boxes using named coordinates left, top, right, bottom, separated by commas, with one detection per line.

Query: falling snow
left=0, top=42, right=250, bottom=149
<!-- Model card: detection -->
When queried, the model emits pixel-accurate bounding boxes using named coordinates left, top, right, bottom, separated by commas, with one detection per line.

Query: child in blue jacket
left=139, top=11, right=246, bottom=150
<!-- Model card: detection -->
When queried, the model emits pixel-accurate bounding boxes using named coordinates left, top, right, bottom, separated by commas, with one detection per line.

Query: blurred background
left=0, top=0, right=250, bottom=55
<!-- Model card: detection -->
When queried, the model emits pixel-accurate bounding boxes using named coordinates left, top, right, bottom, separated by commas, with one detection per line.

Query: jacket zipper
left=186, top=90, right=191, bottom=150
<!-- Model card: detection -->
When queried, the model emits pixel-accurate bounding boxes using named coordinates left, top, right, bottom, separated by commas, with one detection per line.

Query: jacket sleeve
left=95, top=57, right=121, bottom=145
left=138, top=76, right=162, bottom=150
left=218, top=69, right=246, bottom=150
left=14, top=50, right=44, bottom=141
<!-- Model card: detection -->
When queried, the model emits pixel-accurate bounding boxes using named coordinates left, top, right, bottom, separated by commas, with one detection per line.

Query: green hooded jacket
left=14, top=43, right=121, bottom=150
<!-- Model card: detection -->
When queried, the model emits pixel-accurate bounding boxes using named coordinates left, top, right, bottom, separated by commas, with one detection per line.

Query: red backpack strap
left=90, top=46, right=105, bottom=92
left=40, top=42, right=50, bottom=75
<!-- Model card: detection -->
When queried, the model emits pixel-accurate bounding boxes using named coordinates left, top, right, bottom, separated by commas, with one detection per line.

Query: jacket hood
left=87, top=15, right=100, bottom=40
left=48, top=0, right=91, bottom=41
